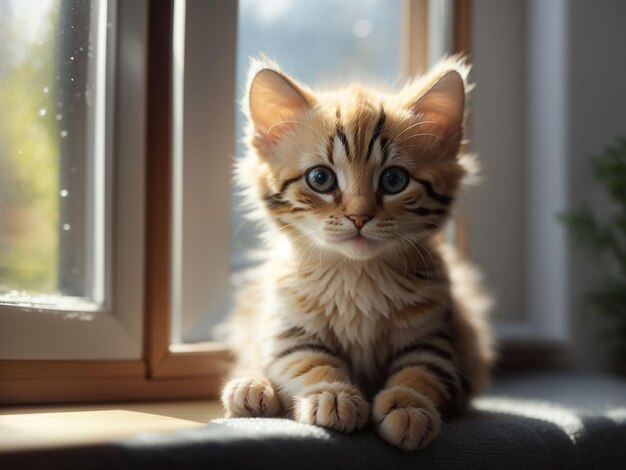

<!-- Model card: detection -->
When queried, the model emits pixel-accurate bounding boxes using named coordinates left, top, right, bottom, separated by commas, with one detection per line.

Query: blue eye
left=380, top=166, right=409, bottom=194
left=306, top=166, right=337, bottom=193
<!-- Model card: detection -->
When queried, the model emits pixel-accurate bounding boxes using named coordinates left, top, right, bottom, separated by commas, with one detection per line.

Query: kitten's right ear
left=247, top=67, right=314, bottom=148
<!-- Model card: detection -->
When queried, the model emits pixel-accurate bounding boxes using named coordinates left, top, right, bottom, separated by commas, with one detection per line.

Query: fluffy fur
left=221, top=56, right=494, bottom=450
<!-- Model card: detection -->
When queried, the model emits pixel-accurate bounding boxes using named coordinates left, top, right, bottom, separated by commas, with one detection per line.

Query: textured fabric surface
left=3, top=371, right=626, bottom=469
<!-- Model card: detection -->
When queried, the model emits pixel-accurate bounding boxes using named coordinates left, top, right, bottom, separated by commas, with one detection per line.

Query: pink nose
left=347, top=214, right=372, bottom=229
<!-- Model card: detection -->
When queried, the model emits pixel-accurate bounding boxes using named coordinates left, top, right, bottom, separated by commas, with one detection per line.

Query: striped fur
left=221, top=56, right=493, bottom=450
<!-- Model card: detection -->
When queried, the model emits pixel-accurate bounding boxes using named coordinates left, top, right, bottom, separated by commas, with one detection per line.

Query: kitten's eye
left=380, top=167, right=409, bottom=194
left=306, top=166, right=337, bottom=193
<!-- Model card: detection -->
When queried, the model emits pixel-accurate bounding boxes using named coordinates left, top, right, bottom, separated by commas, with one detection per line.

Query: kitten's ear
left=248, top=67, right=314, bottom=148
left=406, top=70, right=466, bottom=154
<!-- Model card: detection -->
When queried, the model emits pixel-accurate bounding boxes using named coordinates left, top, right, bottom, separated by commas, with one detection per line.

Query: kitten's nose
left=347, top=213, right=372, bottom=229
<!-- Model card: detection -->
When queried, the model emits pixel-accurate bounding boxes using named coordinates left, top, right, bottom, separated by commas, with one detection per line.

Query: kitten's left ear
left=247, top=65, right=315, bottom=149
left=406, top=70, right=466, bottom=153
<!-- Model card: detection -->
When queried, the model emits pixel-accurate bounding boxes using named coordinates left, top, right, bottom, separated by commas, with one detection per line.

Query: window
left=0, top=0, right=145, bottom=361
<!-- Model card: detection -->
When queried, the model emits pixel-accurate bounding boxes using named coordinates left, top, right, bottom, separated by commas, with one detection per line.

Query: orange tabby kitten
left=221, top=56, right=493, bottom=450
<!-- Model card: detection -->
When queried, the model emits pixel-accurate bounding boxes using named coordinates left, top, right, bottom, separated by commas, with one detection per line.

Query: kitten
left=221, top=56, right=494, bottom=450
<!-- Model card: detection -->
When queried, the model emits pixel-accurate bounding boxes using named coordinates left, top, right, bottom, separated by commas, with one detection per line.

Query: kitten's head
left=238, top=57, right=473, bottom=261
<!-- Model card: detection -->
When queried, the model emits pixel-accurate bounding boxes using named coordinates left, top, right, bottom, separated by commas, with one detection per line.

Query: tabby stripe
left=263, top=174, right=304, bottom=211
left=264, top=193, right=290, bottom=210
left=366, top=109, right=386, bottom=161
left=290, top=358, right=334, bottom=378
left=275, top=343, right=338, bottom=360
left=412, top=270, right=435, bottom=281
left=390, top=360, right=459, bottom=400
left=336, top=128, right=351, bottom=161
left=413, top=178, right=453, bottom=205
left=407, top=207, right=447, bottom=216
left=333, top=192, right=342, bottom=205
left=326, top=136, right=335, bottom=165
left=280, top=174, right=304, bottom=193
left=276, top=326, right=308, bottom=341
left=421, top=362, right=459, bottom=400
left=393, top=342, right=454, bottom=362
left=380, top=137, right=390, bottom=166
left=431, top=328, right=453, bottom=343
left=335, top=108, right=351, bottom=162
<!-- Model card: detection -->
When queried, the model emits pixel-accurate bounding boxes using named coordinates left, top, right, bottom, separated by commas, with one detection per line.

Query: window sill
left=0, top=400, right=224, bottom=455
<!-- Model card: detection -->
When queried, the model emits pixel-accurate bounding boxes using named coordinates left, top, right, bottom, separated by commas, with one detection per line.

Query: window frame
left=0, top=0, right=475, bottom=404
left=0, top=0, right=144, bottom=361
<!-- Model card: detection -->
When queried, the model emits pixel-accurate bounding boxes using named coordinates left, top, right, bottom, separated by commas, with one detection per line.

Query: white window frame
left=0, top=0, right=146, bottom=360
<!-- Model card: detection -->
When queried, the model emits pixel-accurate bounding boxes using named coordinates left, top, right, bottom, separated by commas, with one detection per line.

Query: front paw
left=221, top=376, right=281, bottom=417
left=295, top=382, right=369, bottom=433
left=373, top=386, right=441, bottom=450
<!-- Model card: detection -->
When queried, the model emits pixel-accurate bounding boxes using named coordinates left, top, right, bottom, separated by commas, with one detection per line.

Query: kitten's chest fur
left=282, top=258, right=445, bottom=387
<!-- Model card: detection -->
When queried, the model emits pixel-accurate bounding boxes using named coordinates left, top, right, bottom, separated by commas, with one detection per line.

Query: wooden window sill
left=0, top=400, right=224, bottom=455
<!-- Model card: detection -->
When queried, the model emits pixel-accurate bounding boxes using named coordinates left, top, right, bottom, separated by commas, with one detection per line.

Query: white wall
left=468, top=0, right=626, bottom=366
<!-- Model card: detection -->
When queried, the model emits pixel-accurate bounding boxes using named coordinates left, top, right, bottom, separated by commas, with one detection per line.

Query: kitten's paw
left=221, top=376, right=281, bottom=417
left=295, top=382, right=369, bottom=433
left=373, top=386, right=441, bottom=450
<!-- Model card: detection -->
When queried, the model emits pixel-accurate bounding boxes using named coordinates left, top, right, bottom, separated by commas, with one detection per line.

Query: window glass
left=0, top=0, right=109, bottom=307
left=232, top=0, right=403, bottom=269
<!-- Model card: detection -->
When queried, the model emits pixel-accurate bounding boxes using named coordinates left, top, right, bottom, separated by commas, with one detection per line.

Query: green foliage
left=559, top=137, right=626, bottom=371
left=0, top=3, right=61, bottom=294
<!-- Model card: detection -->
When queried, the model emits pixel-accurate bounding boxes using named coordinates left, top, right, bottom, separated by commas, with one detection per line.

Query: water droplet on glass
left=70, top=77, right=74, bottom=82
left=60, top=130, right=68, bottom=138
left=38, top=108, right=47, bottom=117
left=56, top=113, right=63, bottom=121
left=43, top=86, right=49, bottom=94
left=62, top=223, right=71, bottom=231
left=87, top=52, right=93, bottom=58
left=107, top=22, right=112, bottom=28
left=18, top=150, right=23, bottom=155
left=70, top=56, right=74, bottom=61
left=60, top=189, right=69, bottom=197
